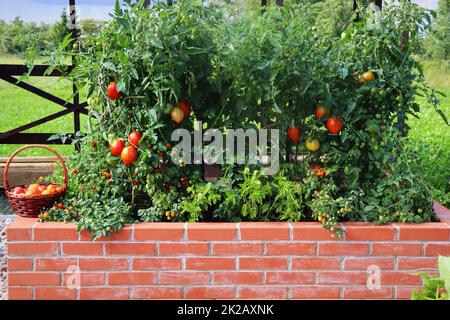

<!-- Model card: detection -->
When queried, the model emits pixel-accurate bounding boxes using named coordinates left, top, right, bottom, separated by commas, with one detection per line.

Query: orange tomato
left=27, top=184, right=41, bottom=195
left=41, top=190, right=52, bottom=196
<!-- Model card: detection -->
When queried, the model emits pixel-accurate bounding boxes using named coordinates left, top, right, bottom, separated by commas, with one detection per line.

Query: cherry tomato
left=170, top=106, right=185, bottom=124
left=177, top=100, right=191, bottom=117
left=58, top=203, right=63, bottom=209
left=107, top=81, right=122, bottom=100
left=287, top=127, right=301, bottom=144
left=326, top=117, right=344, bottom=135
left=110, top=138, right=125, bottom=156
left=128, top=131, right=142, bottom=147
left=121, top=145, right=138, bottom=166
left=315, top=105, right=328, bottom=121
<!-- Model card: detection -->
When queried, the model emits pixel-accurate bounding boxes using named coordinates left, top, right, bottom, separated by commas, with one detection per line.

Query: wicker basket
left=2, top=145, right=68, bottom=218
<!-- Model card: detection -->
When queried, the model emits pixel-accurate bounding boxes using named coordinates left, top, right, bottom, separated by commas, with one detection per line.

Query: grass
left=0, top=54, right=87, bottom=157
left=407, top=59, right=450, bottom=206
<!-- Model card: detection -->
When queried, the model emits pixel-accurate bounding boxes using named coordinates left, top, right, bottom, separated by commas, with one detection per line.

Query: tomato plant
left=31, top=0, right=444, bottom=239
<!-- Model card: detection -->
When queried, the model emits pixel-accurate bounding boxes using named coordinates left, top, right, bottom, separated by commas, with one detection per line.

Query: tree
left=50, top=8, right=71, bottom=45
left=424, top=0, right=449, bottom=60
left=80, top=19, right=104, bottom=37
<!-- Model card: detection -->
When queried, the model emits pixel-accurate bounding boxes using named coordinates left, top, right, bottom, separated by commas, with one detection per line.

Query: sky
left=0, top=0, right=440, bottom=24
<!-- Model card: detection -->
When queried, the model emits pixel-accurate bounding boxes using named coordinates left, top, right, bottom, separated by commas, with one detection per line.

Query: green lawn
left=407, top=60, right=450, bottom=206
left=0, top=54, right=87, bottom=157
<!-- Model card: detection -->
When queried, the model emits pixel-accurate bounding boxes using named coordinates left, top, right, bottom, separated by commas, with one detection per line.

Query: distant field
left=0, top=55, right=87, bottom=157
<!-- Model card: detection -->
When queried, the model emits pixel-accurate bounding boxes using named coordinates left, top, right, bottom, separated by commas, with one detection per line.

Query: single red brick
left=291, top=286, right=340, bottom=299
left=8, top=242, right=58, bottom=256
left=79, top=225, right=131, bottom=241
left=187, top=223, right=237, bottom=240
left=318, top=243, right=368, bottom=256
left=105, top=243, right=155, bottom=256
left=132, top=257, right=182, bottom=270
left=292, top=223, right=340, bottom=240
left=134, top=223, right=184, bottom=241
left=35, top=287, right=76, bottom=300
left=80, top=287, right=129, bottom=300
left=79, top=258, right=128, bottom=271
left=343, top=286, right=393, bottom=299
left=213, top=272, right=263, bottom=285
left=212, top=242, right=263, bottom=255
left=36, top=257, right=76, bottom=271
left=158, top=243, right=209, bottom=255
left=239, top=257, right=288, bottom=270
left=7, top=258, right=33, bottom=271
left=372, top=243, right=422, bottom=256
left=424, top=243, right=450, bottom=256
left=8, top=287, right=33, bottom=300
left=292, top=257, right=341, bottom=270
left=9, top=272, right=60, bottom=286
left=186, top=257, right=235, bottom=270
left=62, top=242, right=103, bottom=256
left=238, top=286, right=287, bottom=299
left=186, top=286, right=235, bottom=299
left=397, top=257, right=438, bottom=270
left=6, top=218, right=36, bottom=241
left=317, top=272, right=366, bottom=285
left=396, top=286, right=421, bottom=299
left=343, top=257, right=395, bottom=270
left=344, top=223, right=395, bottom=241
left=33, top=222, right=78, bottom=240
left=265, top=242, right=315, bottom=255
left=62, top=272, right=105, bottom=286
left=132, top=287, right=183, bottom=299
left=108, top=272, right=157, bottom=285
left=160, top=272, right=210, bottom=285
left=381, top=272, right=422, bottom=285
left=266, top=272, right=315, bottom=284
left=397, top=223, right=449, bottom=241
left=240, top=222, right=290, bottom=240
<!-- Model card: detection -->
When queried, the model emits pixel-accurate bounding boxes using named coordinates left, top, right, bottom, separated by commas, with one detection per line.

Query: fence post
left=69, top=0, right=81, bottom=150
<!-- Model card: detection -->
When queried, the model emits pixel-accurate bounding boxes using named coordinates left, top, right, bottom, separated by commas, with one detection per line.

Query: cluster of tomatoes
left=40, top=202, right=78, bottom=220
left=287, top=70, right=376, bottom=152
left=12, top=182, right=62, bottom=197
left=109, top=131, right=141, bottom=166
left=309, top=164, right=328, bottom=178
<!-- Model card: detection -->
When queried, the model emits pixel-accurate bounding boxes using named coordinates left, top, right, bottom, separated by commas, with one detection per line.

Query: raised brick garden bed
left=6, top=203, right=450, bottom=300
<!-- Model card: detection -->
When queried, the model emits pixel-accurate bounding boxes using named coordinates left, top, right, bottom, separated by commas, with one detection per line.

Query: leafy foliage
left=412, top=256, right=450, bottom=300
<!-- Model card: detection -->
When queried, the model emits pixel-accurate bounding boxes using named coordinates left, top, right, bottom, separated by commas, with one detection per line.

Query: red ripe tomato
left=326, top=117, right=344, bottom=135
left=315, top=105, right=328, bottom=121
left=177, top=100, right=191, bottom=118
left=128, top=131, right=142, bottom=147
left=72, top=168, right=78, bottom=174
left=37, top=185, right=47, bottom=193
left=107, top=81, right=122, bottom=100
left=287, top=127, right=301, bottom=144
left=110, top=138, right=125, bottom=156
left=13, top=187, right=26, bottom=195
left=121, top=145, right=138, bottom=166
left=57, top=203, right=63, bottom=209
left=132, top=181, right=140, bottom=186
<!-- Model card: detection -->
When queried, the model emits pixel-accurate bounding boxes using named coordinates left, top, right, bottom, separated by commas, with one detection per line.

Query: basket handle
left=2, top=144, right=68, bottom=192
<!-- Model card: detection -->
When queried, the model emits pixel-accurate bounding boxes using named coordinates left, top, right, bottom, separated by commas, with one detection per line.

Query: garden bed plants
left=22, top=0, right=446, bottom=240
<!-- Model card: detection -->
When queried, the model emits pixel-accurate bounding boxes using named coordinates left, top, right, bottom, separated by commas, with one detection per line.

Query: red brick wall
left=6, top=204, right=450, bottom=300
